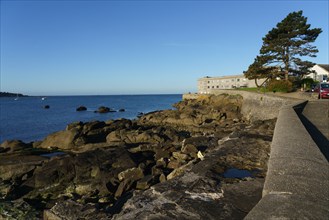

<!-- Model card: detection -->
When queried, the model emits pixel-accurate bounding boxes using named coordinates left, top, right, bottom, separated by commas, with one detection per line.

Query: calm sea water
left=0, top=94, right=182, bottom=143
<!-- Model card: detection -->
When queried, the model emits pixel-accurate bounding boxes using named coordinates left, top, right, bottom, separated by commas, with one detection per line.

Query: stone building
left=198, top=74, right=261, bottom=94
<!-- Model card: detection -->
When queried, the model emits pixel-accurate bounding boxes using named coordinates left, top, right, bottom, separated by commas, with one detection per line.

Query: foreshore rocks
left=76, top=106, right=87, bottom=111
left=95, top=106, right=116, bottom=113
left=0, top=94, right=276, bottom=219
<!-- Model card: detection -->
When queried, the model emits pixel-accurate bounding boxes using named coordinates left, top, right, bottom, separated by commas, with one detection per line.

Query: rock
left=0, top=140, right=32, bottom=153
left=43, top=200, right=109, bottom=220
left=83, top=121, right=108, bottom=143
left=154, top=148, right=171, bottom=160
left=167, top=159, right=183, bottom=170
left=0, top=201, right=40, bottom=220
left=118, top=167, right=144, bottom=182
left=95, top=106, right=115, bottom=113
left=38, top=129, right=79, bottom=150
left=172, top=151, right=189, bottom=161
left=0, top=154, right=46, bottom=181
left=83, top=121, right=106, bottom=133
left=181, top=143, right=198, bottom=158
left=44, top=105, right=50, bottom=109
left=167, top=160, right=195, bottom=180
left=76, top=106, right=87, bottom=111
left=115, top=180, right=128, bottom=198
left=159, top=173, right=166, bottom=182
left=136, top=175, right=153, bottom=190
left=119, top=109, right=125, bottom=112
left=156, top=158, right=167, bottom=168
left=66, top=121, right=83, bottom=131
left=197, top=151, right=205, bottom=160
left=13, top=146, right=136, bottom=202
left=106, top=130, right=125, bottom=145
left=233, top=118, right=240, bottom=123
left=113, top=151, right=264, bottom=220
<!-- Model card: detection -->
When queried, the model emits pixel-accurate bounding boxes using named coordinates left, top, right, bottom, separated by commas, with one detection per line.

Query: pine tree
left=245, top=11, right=322, bottom=81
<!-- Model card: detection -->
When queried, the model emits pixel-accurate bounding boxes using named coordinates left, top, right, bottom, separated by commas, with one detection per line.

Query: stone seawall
left=183, top=91, right=299, bottom=121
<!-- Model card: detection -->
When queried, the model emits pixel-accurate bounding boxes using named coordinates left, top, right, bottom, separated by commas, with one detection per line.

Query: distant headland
left=0, top=92, right=28, bottom=97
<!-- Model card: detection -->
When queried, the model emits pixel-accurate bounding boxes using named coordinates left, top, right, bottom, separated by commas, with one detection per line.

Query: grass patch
left=236, top=87, right=270, bottom=93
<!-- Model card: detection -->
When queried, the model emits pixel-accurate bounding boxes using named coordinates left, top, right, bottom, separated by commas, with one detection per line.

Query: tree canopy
left=245, top=10, right=322, bottom=84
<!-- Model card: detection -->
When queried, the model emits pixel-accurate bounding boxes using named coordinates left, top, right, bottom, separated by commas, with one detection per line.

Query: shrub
left=301, top=78, right=315, bottom=90
left=267, top=80, right=293, bottom=93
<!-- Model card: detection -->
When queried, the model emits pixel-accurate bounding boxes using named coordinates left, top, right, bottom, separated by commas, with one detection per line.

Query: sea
left=0, top=94, right=182, bottom=143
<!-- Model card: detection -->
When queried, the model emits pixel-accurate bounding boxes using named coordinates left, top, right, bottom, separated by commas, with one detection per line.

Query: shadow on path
left=297, top=111, right=329, bottom=163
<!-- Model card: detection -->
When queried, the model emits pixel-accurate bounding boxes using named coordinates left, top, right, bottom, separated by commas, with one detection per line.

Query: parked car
left=313, top=82, right=329, bottom=99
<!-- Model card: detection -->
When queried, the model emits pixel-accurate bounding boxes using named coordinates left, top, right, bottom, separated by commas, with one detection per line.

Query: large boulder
left=76, top=106, right=87, bottom=111
left=43, top=200, right=109, bottom=220
left=38, top=129, right=80, bottom=150
left=95, top=106, right=115, bottom=113
left=0, top=140, right=32, bottom=153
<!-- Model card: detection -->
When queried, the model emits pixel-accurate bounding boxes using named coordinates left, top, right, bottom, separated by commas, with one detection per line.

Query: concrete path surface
left=302, top=100, right=329, bottom=139
left=300, top=100, right=329, bottom=162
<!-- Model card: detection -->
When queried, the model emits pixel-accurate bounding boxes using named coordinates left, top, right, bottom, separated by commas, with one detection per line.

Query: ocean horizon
left=0, top=94, right=182, bottom=143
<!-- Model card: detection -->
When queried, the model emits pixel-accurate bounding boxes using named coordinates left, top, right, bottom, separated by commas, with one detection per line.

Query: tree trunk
left=284, top=47, right=290, bottom=81
left=285, top=70, right=289, bottom=80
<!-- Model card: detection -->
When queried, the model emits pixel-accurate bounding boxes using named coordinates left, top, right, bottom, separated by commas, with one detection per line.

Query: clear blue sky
left=1, top=0, right=328, bottom=95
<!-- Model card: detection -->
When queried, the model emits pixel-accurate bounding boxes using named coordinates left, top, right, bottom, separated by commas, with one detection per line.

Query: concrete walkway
left=245, top=100, right=329, bottom=219
left=302, top=101, right=329, bottom=140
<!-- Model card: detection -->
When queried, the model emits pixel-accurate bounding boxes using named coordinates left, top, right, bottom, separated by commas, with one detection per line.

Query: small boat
left=41, top=97, right=47, bottom=100
left=14, top=94, right=19, bottom=100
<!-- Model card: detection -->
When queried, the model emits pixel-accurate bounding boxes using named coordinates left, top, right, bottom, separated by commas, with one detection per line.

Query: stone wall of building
left=198, top=75, right=265, bottom=94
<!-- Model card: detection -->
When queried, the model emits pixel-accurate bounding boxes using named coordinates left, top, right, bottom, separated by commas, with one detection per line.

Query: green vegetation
left=301, top=78, right=317, bottom=91
left=237, top=87, right=270, bottom=93
left=267, top=80, right=293, bottom=93
left=244, top=11, right=322, bottom=91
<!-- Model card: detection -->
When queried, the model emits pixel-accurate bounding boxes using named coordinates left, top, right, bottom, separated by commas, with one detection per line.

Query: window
left=237, top=79, right=240, bottom=82
left=208, top=86, right=210, bottom=88
left=216, top=86, right=219, bottom=88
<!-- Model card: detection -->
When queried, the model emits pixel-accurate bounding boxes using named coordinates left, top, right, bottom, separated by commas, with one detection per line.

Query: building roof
left=318, top=64, right=329, bottom=72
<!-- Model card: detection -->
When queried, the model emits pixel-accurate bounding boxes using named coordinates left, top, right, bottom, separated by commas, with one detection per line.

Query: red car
left=313, top=83, right=329, bottom=99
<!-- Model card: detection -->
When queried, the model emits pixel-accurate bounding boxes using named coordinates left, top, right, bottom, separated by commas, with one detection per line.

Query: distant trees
left=0, top=92, right=25, bottom=97
left=244, top=11, right=322, bottom=87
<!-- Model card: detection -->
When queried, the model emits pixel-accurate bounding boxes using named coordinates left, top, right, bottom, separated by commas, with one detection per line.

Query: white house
left=306, top=64, right=329, bottom=82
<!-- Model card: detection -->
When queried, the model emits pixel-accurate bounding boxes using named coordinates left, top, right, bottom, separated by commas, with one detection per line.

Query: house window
left=216, top=86, right=219, bottom=88
left=237, top=79, right=240, bottom=82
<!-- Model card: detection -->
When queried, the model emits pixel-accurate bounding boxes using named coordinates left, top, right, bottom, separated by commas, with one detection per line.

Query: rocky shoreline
left=0, top=94, right=276, bottom=219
